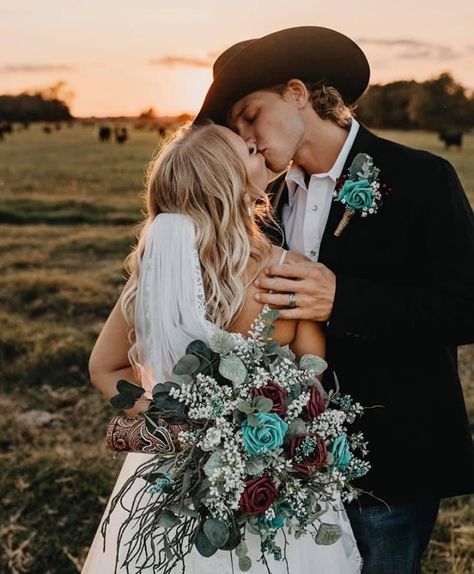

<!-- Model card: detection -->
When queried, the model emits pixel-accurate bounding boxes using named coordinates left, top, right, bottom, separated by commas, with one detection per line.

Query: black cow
left=115, top=127, right=128, bottom=144
left=99, top=126, right=111, bottom=142
left=439, top=130, right=463, bottom=150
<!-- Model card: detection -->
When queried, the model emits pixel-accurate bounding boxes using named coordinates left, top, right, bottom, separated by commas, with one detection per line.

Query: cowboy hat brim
left=193, top=26, right=370, bottom=125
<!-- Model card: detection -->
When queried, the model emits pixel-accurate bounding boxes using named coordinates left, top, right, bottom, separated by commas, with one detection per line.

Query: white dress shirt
left=281, top=118, right=360, bottom=261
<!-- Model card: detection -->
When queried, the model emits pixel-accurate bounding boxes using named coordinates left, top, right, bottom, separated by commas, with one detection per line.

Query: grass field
left=0, top=122, right=472, bottom=573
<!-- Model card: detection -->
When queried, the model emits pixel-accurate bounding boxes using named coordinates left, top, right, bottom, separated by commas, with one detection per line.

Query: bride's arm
left=289, top=319, right=326, bottom=376
left=88, top=282, right=151, bottom=416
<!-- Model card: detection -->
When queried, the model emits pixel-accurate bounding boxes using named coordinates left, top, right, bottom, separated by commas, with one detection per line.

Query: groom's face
left=226, top=88, right=305, bottom=173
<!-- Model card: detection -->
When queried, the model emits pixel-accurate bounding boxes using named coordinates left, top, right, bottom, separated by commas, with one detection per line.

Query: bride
left=82, top=121, right=362, bottom=573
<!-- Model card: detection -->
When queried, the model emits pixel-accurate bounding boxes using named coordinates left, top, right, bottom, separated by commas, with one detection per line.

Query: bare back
left=227, top=245, right=326, bottom=359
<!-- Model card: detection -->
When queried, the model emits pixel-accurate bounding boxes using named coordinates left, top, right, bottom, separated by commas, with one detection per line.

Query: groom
left=194, top=27, right=474, bottom=573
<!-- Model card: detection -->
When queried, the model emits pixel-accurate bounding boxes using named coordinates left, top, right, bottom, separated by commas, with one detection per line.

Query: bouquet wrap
left=106, top=414, right=189, bottom=454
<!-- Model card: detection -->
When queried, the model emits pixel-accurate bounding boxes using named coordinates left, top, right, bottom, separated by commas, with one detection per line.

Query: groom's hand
left=254, top=261, right=336, bottom=321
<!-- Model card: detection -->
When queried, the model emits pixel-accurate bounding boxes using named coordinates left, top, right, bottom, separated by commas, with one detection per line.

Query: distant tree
left=355, top=73, right=474, bottom=132
left=0, top=81, right=74, bottom=122
left=356, top=81, right=419, bottom=129
left=407, top=73, right=474, bottom=131
left=139, top=107, right=158, bottom=119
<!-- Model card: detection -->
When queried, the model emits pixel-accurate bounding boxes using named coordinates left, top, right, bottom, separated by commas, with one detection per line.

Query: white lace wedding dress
left=82, top=214, right=362, bottom=573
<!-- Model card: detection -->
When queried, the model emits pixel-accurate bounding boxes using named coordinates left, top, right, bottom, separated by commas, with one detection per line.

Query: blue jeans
left=345, top=498, right=440, bottom=574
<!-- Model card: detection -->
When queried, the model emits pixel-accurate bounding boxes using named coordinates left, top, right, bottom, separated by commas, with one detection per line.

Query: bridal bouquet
left=103, top=307, right=370, bottom=573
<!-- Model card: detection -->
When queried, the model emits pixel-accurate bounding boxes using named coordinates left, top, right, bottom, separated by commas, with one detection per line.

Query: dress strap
left=278, top=247, right=288, bottom=264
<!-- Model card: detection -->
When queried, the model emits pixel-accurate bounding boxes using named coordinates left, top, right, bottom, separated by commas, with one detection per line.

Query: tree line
left=1, top=73, right=473, bottom=131
left=356, top=73, right=474, bottom=131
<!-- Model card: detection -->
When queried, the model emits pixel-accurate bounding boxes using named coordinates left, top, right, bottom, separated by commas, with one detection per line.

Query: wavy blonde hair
left=120, top=121, right=275, bottom=381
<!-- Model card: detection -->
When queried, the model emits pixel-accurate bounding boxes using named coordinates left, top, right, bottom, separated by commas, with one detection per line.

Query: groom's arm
left=256, top=158, right=474, bottom=346
left=327, top=158, right=474, bottom=346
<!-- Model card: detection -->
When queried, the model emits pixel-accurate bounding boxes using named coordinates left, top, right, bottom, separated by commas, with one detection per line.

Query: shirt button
left=312, top=204, right=318, bottom=211
left=310, top=249, right=317, bottom=257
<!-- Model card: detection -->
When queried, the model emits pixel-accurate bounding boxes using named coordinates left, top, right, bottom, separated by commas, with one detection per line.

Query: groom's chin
left=265, top=156, right=288, bottom=175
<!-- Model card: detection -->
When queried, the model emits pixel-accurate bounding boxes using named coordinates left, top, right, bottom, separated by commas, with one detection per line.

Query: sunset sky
left=1, top=0, right=473, bottom=117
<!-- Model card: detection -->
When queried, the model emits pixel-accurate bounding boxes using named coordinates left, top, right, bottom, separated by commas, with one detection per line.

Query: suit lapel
left=318, top=123, right=377, bottom=269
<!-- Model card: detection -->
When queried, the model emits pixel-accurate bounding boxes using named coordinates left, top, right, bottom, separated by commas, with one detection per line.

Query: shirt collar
left=285, top=117, right=360, bottom=206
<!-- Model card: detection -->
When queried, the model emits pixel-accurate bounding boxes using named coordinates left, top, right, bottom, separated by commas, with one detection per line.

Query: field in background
left=0, top=123, right=472, bottom=573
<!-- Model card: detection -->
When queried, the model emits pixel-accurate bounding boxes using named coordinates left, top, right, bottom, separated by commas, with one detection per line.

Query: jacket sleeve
left=327, top=157, right=474, bottom=346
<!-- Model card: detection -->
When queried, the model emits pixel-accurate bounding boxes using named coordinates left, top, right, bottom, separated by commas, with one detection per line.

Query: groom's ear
left=283, top=79, right=310, bottom=109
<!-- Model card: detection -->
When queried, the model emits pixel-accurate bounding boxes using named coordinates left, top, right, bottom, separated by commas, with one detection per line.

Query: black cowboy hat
left=193, top=26, right=370, bottom=125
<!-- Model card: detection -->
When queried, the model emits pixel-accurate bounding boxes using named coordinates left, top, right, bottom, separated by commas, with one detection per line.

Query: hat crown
left=213, top=39, right=254, bottom=78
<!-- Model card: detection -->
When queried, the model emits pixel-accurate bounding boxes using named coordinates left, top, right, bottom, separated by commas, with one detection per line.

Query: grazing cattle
left=439, top=130, right=463, bottom=150
left=0, top=122, right=13, bottom=139
left=115, top=127, right=128, bottom=144
left=99, top=126, right=111, bottom=142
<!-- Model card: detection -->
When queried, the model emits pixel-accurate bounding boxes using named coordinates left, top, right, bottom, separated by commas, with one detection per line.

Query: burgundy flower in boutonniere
left=333, top=153, right=390, bottom=236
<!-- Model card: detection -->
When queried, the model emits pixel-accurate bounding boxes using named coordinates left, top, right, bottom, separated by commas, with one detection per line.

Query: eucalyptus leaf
left=110, top=393, right=136, bottom=410
left=157, top=510, right=181, bottom=529
left=236, top=512, right=248, bottom=526
left=203, top=518, right=229, bottom=548
left=116, top=379, right=145, bottom=398
left=220, top=522, right=241, bottom=551
left=186, top=340, right=212, bottom=360
left=299, top=354, right=328, bottom=375
left=172, top=354, right=201, bottom=376
left=219, top=356, right=247, bottom=385
left=210, top=330, right=238, bottom=355
left=349, top=153, right=372, bottom=180
left=192, top=478, right=210, bottom=508
left=245, top=456, right=266, bottom=475
left=152, top=382, right=180, bottom=397
left=314, top=523, right=343, bottom=545
left=163, top=535, right=174, bottom=560
left=254, top=396, right=273, bottom=413
left=204, top=450, right=224, bottom=478
left=236, top=540, right=248, bottom=558
left=181, top=470, right=193, bottom=497
left=246, top=520, right=260, bottom=535
left=247, top=413, right=259, bottom=427
left=265, top=339, right=280, bottom=356
left=263, top=308, right=280, bottom=323
left=238, top=556, right=252, bottom=571
left=233, top=409, right=247, bottom=424
left=236, top=401, right=254, bottom=414
left=169, top=372, right=193, bottom=386
left=312, top=379, right=329, bottom=401
left=195, top=529, right=218, bottom=557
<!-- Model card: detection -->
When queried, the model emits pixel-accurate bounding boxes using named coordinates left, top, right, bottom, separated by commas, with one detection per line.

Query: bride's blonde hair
left=120, top=121, right=275, bottom=379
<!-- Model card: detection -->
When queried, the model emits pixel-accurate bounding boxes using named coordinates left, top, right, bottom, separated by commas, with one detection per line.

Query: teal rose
left=242, top=413, right=288, bottom=455
left=338, top=179, right=373, bottom=211
left=331, top=435, right=352, bottom=470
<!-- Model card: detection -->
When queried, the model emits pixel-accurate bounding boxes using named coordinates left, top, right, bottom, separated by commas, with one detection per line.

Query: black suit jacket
left=264, top=123, right=474, bottom=505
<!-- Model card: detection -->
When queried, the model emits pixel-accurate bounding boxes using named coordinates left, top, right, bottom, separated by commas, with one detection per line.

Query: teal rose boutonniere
left=333, top=153, right=387, bottom=236
left=331, top=435, right=352, bottom=470
left=242, top=412, right=288, bottom=455
left=338, top=179, right=374, bottom=211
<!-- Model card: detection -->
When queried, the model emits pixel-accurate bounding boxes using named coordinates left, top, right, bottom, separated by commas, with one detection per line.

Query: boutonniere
left=332, top=153, right=389, bottom=237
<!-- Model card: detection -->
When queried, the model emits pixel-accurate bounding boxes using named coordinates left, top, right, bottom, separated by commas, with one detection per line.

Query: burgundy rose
left=288, top=434, right=327, bottom=478
left=252, top=381, right=286, bottom=416
left=240, top=476, right=278, bottom=516
left=305, top=385, right=326, bottom=421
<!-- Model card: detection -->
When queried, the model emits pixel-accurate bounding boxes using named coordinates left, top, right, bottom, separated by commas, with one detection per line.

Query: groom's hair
left=267, top=81, right=355, bottom=128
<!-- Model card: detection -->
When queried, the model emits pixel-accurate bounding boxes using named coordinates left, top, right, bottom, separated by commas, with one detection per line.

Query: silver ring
left=288, top=292, right=297, bottom=308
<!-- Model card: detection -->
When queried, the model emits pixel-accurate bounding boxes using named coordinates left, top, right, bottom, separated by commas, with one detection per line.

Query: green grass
left=0, top=122, right=472, bottom=573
